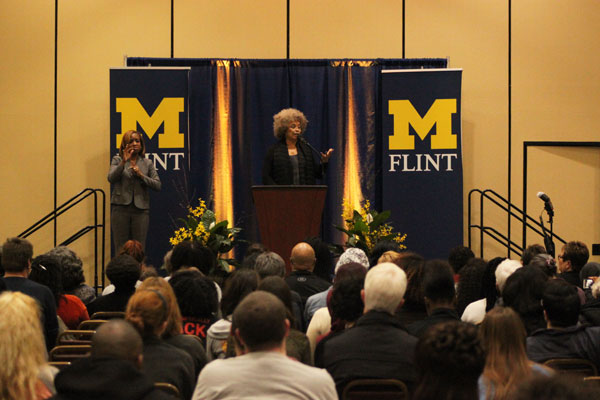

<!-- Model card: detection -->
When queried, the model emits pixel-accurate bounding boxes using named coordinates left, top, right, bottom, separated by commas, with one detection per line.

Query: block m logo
left=388, top=99, right=457, bottom=150
left=116, top=98, right=185, bottom=148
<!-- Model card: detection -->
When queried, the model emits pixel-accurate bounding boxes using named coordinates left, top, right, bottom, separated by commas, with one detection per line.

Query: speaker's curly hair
left=273, top=108, right=308, bottom=140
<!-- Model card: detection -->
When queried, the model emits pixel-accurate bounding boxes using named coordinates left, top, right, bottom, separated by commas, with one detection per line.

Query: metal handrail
left=468, top=188, right=566, bottom=258
left=18, top=188, right=106, bottom=291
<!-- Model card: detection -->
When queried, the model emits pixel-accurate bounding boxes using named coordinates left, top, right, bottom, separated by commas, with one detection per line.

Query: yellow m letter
left=116, top=98, right=184, bottom=148
left=388, top=99, right=457, bottom=150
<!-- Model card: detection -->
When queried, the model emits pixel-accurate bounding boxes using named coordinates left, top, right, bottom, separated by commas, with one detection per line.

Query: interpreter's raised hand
left=320, top=148, right=334, bottom=163
left=122, top=144, right=135, bottom=163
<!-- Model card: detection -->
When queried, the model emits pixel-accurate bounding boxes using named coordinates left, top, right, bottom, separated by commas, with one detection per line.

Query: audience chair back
left=155, top=382, right=181, bottom=398
left=57, top=330, right=95, bottom=345
left=584, top=376, right=600, bottom=386
left=544, top=358, right=598, bottom=377
left=49, top=345, right=92, bottom=362
left=90, top=311, right=126, bottom=320
left=48, top=361, right=71, bottom=371
left=77, top=319, right=108, bottom=330
left=342, top=379, right=409, bottom=400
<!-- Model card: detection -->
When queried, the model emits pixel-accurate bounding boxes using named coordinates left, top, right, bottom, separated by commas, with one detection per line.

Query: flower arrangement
left=169, top=198, right=241, bottom=273
left=336, top=199, right=407, bottom=256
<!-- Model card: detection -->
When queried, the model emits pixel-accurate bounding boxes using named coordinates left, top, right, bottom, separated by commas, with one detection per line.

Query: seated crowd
left=2, top=235, right=600, bottom=399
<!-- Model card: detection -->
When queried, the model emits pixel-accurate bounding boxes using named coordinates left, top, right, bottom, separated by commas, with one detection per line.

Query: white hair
left=495, top=259, right=522, bottom=293
left=364, top=262, right=407, bottom=314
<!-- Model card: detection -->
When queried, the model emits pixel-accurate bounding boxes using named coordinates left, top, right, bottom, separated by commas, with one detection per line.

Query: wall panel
left=0, top=2, right=55, bottom=251
left=175, top=0, right=286, bottom=58
left=406, top=0, right=509, bottom=258
left=57, top=0, right=170, bottom=281
left=290, top=0, right=403, bottom=58
left=513, top=1, right=600, bottom=256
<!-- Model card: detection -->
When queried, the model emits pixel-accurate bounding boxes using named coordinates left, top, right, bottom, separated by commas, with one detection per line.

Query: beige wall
left=2, top=0, right=599, bottom=286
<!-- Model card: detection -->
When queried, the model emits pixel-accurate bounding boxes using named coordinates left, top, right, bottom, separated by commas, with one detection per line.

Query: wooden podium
left=252, top=185, right=327, bottom=274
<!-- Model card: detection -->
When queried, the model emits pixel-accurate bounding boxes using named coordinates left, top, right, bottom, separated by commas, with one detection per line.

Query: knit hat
left=335, top=248, right=369, bottom=274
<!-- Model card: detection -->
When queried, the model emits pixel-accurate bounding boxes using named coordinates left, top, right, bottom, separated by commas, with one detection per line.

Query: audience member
left=527, top=279, right=600, bottom=369
left=377, top=250, right=402, bottom=264
left=407, top=260, right=459, bottom=338
left=304, top=247, right=368, bottom=324
left=254, top=276, right=311, bottom=365
left=254, top=250, right=304, bottom=330
left=28, top=254, right=89, bottom=330
left=306, top=262, right=368, bottom=356
left=102, top=240, right=155, bottom=295
left=170, top=240, right=216, bottom=276
left=521, top=244, right=547, bottom=266
left=192, top=291, right=337, bottom=400
left=169, top=269, right=218, bottom=347
left=139, top=277, right=208, bottom=377
left=478, top=307, right=551, bottom=400
left=206, top=269, right=258, bottom=360
left=87, top=254, right=141, bottom=316
left=461, top=258, right=520, bottom=324
left=240, top=242, right=267, bottom=269
left=285, top=242, right=330, bottom=305
left=46, top=246, right=96, bottom=305
left=53, top=319, right=175, bottom=399
left=368, top=240, right=401, bottom=267
left=393, top=252, right=427, bottom=325
left=580, top=278, right=600, bottom=326
left=456, top=257, right=487, bottom=317
left=580, top=261, right=600, bottom=301
left=557, top=240, right=589, bottom=288
left=448, top=245, right=475, bottom=278
left=0, top=291, right=57, bottom=400
left=412, top=321, right=484, bottom=400
left=502, top=265, right=548, bottom=334
left=321, top=262, right=417, bottom=394
left=314, top=271, right=365, bottom=367
left=306, top=236, right=335, bottom=283
left=126, top=289, right=196, bottom=400
left=527, top=253, right=557, bottom=278
left=1, top=237, right=58, bottom=351
left=254, top=251, right=286, bottom=280
left=514, top=373, right=600, bottom=400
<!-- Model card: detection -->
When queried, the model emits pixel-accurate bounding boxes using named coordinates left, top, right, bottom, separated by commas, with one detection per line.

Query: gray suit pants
left=111, top=203, right=149, bottom=253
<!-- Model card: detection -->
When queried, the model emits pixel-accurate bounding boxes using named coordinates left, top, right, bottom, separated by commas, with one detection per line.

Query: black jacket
left=321, top=310, right=418, bottom=394
left=263, top=140, right=324, bottom=185
left=53, top=357, right=176, bottom=400
left=406, top=307, right=460, bottom=338
left=526, top=324, right=600, bottom=369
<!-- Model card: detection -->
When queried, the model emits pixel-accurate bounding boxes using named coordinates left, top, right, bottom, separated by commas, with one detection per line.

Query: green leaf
left=369, top=210, right=390, bottom=229
left=201, top=209, right=216, bottom=229
left=354, top=217, right=368, bottom=233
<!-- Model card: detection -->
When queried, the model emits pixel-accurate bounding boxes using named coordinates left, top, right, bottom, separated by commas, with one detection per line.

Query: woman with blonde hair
left=262, top=108, right=333, bottom=185
left=125, top=288, right=195, bottom=400
left=138, top=277, right=207, bottom=375
left=0, top=291, right=57, bottom=399
left=478, top=307, right=551, bottom=400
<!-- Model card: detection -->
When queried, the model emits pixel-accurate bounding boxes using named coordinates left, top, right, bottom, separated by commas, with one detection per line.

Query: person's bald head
left=290, top=242, right=316, bottom=271
left=92, top=320, right=143, bottom=367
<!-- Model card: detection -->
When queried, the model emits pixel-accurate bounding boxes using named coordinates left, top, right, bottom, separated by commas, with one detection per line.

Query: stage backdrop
left=111, top=59, right=448, bottom=267
left=382, top=69, right=463, bottom=259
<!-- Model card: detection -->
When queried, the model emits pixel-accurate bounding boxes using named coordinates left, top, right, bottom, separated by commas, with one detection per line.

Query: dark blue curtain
left=128, top=58, right=447, bottom=259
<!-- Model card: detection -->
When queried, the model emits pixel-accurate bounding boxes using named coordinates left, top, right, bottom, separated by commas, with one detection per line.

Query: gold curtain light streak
left=213, top=61, right=234, bottom=256
left=343, top=65, right=364, bottom=211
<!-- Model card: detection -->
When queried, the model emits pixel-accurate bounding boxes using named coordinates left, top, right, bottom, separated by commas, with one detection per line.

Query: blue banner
left=381, top=69, right=463, bottom=259
left=109, top=68, right=190, bottom=267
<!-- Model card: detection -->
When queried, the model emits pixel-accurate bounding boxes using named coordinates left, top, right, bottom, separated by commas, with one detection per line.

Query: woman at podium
left=262, top=108, right=333, bottom=185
